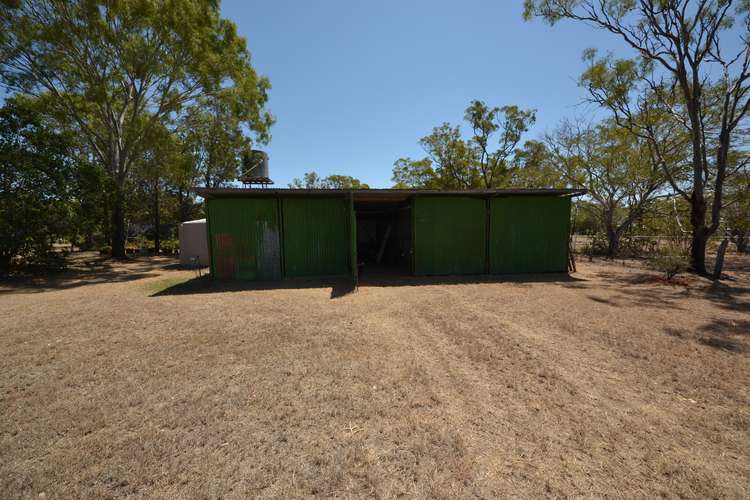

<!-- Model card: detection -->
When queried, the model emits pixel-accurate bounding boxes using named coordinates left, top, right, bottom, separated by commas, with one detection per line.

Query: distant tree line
left=289, top=172, right=370, bottom=189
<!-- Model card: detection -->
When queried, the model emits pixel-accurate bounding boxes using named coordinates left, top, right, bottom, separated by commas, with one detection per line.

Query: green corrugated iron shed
left=413, top=197, right=486, bottom=276
left=281, top=197, right=350, bottom=277
left=198, top=188, right=585, bottom=281
left=205, top=198, right=281, bottom=280
left=489, top=196, right=571, bottom=273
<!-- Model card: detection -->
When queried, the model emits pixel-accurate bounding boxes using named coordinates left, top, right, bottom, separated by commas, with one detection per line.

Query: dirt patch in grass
left=1, top=252, right=749, bottom=497
left=638, top=274, right=696, bottom=287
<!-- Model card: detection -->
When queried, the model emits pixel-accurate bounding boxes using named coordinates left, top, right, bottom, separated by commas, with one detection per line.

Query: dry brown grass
left=1, top=252, right=749, bottom=498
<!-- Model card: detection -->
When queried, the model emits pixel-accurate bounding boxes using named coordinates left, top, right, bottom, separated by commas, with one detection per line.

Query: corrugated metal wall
left=204, top=193, right=572, bottom=280
left=282, top=197, right=351, bottom=277
left=413, top=197, right=487, bottom=276
left=489, top=196, right=570, bottom=273
left=348, top=195, right=358, bottom=284
left=206, top=198, right=281, bottom=280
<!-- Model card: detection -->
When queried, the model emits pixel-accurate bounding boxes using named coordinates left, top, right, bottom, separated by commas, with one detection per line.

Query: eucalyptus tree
left=724, top=156, right=750, bottom=253
left=509, top=139, right=570, bottom=188
left=180, top=87, right=273, bottom=189
left=545, top=118, right=675, bottom=257
left=391, top=158, right=439, bottom=188
left=391, top=100, right=536, bottom=189
left=464, top=101, right=538, bottom=187
left=133, top=123, right=186, bottom=253
left=289, top=172, right=370, bottom=189
left=523, top=0, right=750, bottom=274
left=0, top=0, right=273, bottom=258
left=0, top=97, right=77, bottom=271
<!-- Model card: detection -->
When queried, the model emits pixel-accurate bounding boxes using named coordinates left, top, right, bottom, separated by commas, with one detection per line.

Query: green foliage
left=724, top=171, right=750, bottom=253
left=159, top=239, right=179, bottom=254
left=0, top=0, right=273, bottom=257
left=289, top=171, right=370, bottom=189
left=545, top=117, right=672, bottom=256
left=509, top=139, right=568, bottom=188
left=650, top=247, right=689, bottom=280
left=572, top=200, right=604, bottom=235
left=392, top=100, right=536, bottom=189
left=181, top=89, right=273, bottom=188
left=580, top=232, right=609, bottom=257
left=392, top=158, right=438, bottom=188
left=0, top=97, right=77, bottom=272
left=322, top=175, right=369, bottom=189
left=524, top=0, right=750, bottom=274
left=129, top=122, right=201, bottom=253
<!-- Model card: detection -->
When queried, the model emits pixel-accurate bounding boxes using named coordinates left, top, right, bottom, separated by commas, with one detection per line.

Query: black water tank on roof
left=242, top=150, right=269, bottom=179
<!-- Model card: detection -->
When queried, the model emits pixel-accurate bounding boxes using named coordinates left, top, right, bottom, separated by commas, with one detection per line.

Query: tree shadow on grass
left=664, top=319, right=749, bottom=354
left=581, top=266, right=750, bottom=313
left=703, top=280, right=750, bottom=313
left=0, top=252, right=177, bottom=295
left=151, top=272, right=585, bottom=300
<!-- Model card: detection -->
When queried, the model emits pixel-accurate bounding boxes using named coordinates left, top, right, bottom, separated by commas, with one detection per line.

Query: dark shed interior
left=354, top=199, right=412, bottom=276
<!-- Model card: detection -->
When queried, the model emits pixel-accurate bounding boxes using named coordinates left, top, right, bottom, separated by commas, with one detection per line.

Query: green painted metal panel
left=413, top=196, right=487, bottom=276
left=206, top=198, right=281, bottom=281
left=348, top=194, right=358, bottom=286
left=282, top=197, right=350, bottom=277
left=489, top=196, right=570, bottom=273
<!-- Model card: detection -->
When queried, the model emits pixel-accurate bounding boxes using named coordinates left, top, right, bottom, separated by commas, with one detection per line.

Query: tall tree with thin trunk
left=545, top=118, right=677, bottom=257
left=524, top=0, right=750, bottom=275
left=135, top=123, right=184, bottom=254
left=0, top=0, right=273, bottom=258
left=391, top=100, right=536, bottom=189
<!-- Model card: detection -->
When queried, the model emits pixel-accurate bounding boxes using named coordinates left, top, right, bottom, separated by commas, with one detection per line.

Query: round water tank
left=242, top=150, right=269, bottom=179
left=178, top=219, right=209, bottom=267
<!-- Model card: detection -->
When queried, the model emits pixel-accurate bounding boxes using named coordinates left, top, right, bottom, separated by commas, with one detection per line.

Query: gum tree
left=0, top=97, right=77, bottom=271
left=392, top=100, right=536, bottom=189
left=524, top=0, right=750, bottom=274
left=0, top=0, right=272, bottom=258
left=545, top=118, right=677, bottom=257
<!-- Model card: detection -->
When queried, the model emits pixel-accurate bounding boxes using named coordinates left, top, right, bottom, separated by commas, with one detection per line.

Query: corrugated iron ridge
left=196, top=187, right=588, bottom=199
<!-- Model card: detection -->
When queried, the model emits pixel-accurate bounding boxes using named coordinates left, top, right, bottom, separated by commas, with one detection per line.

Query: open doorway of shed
left=354, top=199, right=412, bottom=277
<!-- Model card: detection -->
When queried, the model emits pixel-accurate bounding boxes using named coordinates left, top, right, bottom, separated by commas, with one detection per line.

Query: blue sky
left=222, top=0, right=629, bottom=188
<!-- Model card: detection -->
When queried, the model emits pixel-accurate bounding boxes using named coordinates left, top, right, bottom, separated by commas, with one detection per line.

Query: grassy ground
left=1, top=253, right=749, bottom=498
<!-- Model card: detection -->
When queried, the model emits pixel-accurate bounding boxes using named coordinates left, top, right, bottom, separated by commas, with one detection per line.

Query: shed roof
left=196, top=187, right=587, bottom=202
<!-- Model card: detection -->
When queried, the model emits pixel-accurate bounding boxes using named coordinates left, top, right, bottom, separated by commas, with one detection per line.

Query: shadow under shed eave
left=150, top=271, right=584, bottom=299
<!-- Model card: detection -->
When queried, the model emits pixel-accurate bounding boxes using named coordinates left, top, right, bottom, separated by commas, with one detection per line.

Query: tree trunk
left=177, top=188, right=186, bottom=222
left=712, top=238, right=729, bottom=280
left=110, top=187, right=126, bottom=259
left=0, top=253, right=11, bottom=275
left=153, top=181, right=160, bottom=255
left=690, top=231, right=708, bottom=275
left=102, top=197, right=111, bottom=249
left=603, top=210, right=620, bottom=259
left=731, top=231, right=748, bottom=254
left=688, top=190, right=709, bottom=274
left=606, top=229, right=620, bottom=259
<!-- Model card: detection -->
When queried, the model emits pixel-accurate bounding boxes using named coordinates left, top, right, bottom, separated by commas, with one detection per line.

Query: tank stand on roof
left=240, top=177, right=274, bottom=188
